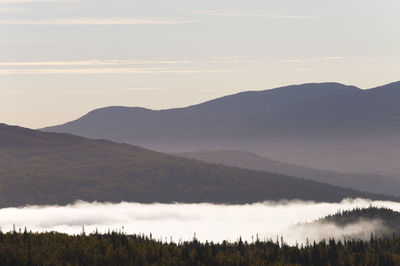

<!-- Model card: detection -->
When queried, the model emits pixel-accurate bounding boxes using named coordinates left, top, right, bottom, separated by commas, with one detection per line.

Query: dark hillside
left=0, top=123, right=395, bottom=207
left=318, top=207, right=400, bottom=231
left=175, top=150, right=400, bottom=196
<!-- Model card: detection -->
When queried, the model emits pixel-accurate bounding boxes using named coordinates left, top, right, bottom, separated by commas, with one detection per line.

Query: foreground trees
left=0, top=230, right=399, bottom=265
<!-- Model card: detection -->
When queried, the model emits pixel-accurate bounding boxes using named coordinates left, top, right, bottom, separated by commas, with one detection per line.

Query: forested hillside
left=0, top=230, right=399, bottom=265
left=319, top=207, right=400, bottom=232
left=176, top=150, right=400, bottom=196
left=0, top=123, right=395, bottom=207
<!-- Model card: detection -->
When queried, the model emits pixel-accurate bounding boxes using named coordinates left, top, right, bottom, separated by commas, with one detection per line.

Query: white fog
left=0, top=198, right=398, bottom=245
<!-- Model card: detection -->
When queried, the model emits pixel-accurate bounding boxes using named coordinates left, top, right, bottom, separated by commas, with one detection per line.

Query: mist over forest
left=1, top=199, right=399, bottom=245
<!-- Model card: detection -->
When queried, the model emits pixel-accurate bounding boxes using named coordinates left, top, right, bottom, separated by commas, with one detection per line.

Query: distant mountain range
left=174, top=150, right=400, bottom=197
left=42, top=81, right=400, bottom=176
left=0, top=123, right=395, bottom=207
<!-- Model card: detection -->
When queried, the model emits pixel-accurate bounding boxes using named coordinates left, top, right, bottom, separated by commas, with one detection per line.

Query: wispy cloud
left=277, top=56, right=344, bottom=63
left=0, top=87, right=166, bottom=95
left=0, top=7, right=27, bottom=11
left=0, top=57, right=344, bottom=67
left=0, top=60, right=198, bottom=66
left=188, top=10, right=319, bottom=20
left=0, top=59, right=252, bottom=67
left=0, top=56, right=344, bottom=75
left=296, top=68, right=315, bottom=71
left=357, top=57, right=377, bottom=62
left=0, top=58, right=246, bottom=75
left=121, top=87, right=166, bottom=92
left=0, top=90, right=111, bottom=95
left=0, top=0, right=79, bottom=3
left=0, top=18, right=195, bottom=25
left=0, top=68, right=244, bottom=75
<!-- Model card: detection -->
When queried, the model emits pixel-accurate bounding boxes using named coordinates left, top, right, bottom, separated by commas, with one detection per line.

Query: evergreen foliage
left=0, top=230, right=400, bottom=265
left=318, top=207, right=400, bottom=233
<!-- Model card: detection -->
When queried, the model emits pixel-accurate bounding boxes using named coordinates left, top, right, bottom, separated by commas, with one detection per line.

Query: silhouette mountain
left=174, top=150, right=400, bottom=197
left=0, top=123, right=396, bottom=207
left=42, top=81, right=400, bottom=176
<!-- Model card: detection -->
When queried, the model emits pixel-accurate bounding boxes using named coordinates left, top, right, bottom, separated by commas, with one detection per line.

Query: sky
left=1, top=0, right=399, bottom=128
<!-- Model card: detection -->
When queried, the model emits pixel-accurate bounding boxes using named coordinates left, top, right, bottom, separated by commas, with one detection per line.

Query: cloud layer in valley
left=1, top=198, right=399, bottom=245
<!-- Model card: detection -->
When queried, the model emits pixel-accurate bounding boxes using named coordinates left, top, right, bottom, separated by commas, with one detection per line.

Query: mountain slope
left=174, top=150, right=400, bottom=197
left=0, top=123, right=396, bottom=207
left=42, top=81, right=400, bottom=176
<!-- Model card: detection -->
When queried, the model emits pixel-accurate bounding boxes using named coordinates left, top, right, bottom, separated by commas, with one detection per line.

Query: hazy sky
left=1, top=0, right=399, bottom=128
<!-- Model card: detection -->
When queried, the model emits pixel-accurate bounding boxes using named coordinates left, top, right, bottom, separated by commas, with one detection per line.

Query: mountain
left=174, top=150, right=400, bottom=196
left=42, top=81, right=400, bottom=176
left=0, top=123, right=396, bottom=207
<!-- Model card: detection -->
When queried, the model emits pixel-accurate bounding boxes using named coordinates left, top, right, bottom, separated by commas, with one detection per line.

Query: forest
left=0, top=229, right=399, bottom=266
left=318, top=207, right=400, bottom=231
left=1, top=123, right=393, bottom=208
left=0, top=207, right=398, bottom=265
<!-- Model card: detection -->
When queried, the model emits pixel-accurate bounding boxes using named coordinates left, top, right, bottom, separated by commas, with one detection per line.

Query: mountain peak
left=267, top=82, right=361, bottom=94
left=187, top=82, right=361, bottom=112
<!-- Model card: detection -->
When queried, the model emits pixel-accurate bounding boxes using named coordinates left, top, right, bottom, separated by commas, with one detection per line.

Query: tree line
left=0, top=229, right=399, bottom=265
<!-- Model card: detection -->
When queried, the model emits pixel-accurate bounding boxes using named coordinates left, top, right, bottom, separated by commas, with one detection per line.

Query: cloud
left=296, top=68, right=315, bottom=71
left=0, top=56, right=344, bottom=75
left=277, top=56, right=344, bottom=63
left=0, top=60, right=199, bottom=66
left=0, top=18, right=195, bottom=25
left=0, top=198, right=399, bottom=244
left=0, top=87, right=166, bottom=95
left=0, top=59, right=253, bottom=67
left=0, top=0, right=79, bottom=3
left=0, top=68, right=244, bottom=75
left=358, top=58, right=377, bottom=62
left=324, top=56, right=345, bottom=60
left=188, top=10, right=319, bottom=20
left=0, top=56, right=344, bottom=67
left=121, top=87, right=165, bottom=92
left=0, top=7, right=27, bottom=11
left=0, top=58, right=247, bottom=75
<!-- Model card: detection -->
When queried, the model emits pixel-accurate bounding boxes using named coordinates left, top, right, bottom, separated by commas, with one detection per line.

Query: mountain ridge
left=42, top=81, right=400, bottom=176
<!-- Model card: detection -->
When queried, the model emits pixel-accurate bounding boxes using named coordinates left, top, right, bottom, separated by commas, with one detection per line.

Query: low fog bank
left=289, top=219, right=388, bottom=244
left=0, top=198, right=399, bottom=245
